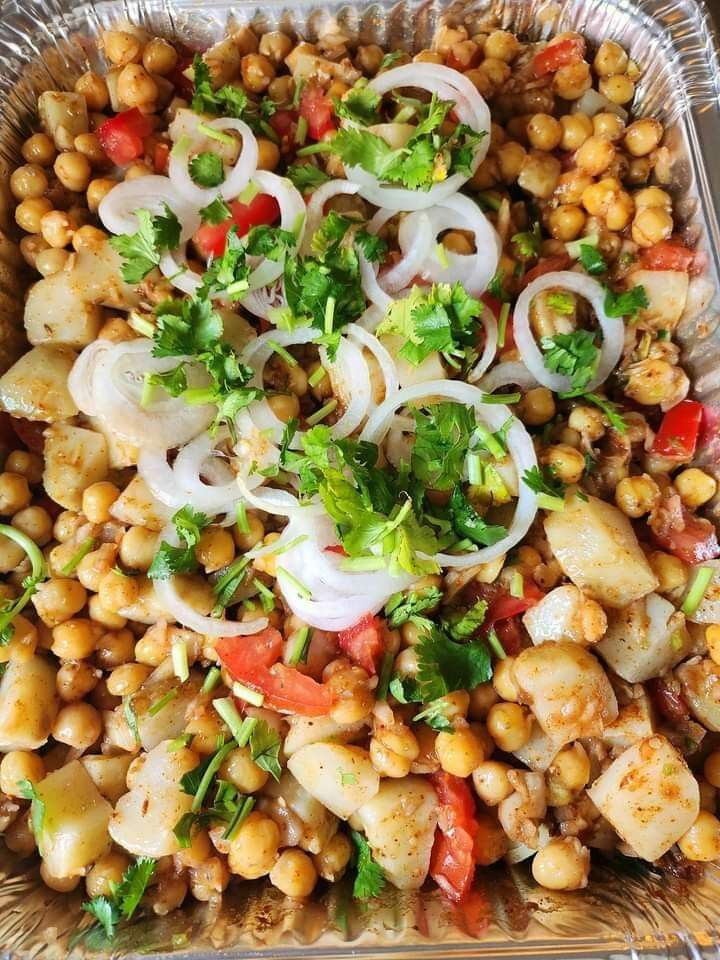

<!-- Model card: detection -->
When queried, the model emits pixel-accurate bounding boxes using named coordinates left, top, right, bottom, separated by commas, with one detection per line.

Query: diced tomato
left=192, top=194, right=281, bottom=259
left=652, top=400, right=703, bottom=460
left=519, top=254, right=572, bottom=289
left=10, top=417, right=45, bottom=453
left=96, top=108, right=154, bottom=166
left=532, top=36, right=586, bottom=77
left=494, top=617, right=523, bottom=657
left=640, top=240, right=695, bottom=273
left=485, top=578, right=544, bottom=626
left=324, top=544, right=348, bottom=556
left=650, top=494, right=720, bottom=564
left=299, top=84, right=336, bottom=141
left=479, top=292, right=502, bottom=319
left=647, top=677, right=689, bottom=721
left=216, top=629, right=335, bottom=716
left=454, top=888, right=491, bottom=939
left=269, top=108, right=298, bottom=139
left=153, top=141, right=170, bottom=174
left=337, top=613, right=384, bottom=675
left=446, top=47, right=481, bottom=71
left=430, top=772, right=480, bottom=903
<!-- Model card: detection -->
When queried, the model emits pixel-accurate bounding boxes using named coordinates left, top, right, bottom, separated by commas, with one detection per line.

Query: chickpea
left=593, top=40, right=629, bottom=77
left=15, top=197, right=53, bottom=233
left=51, top=618, right=96, bottom=660
left=103, top=29, right=142, bottom=65
left=517, top=152, right=561, bottom=199
left=434, top=25, right=468, bottom=56
left=626, top=358, right=688, bottom=406
left=77, top=543, right=116, bottom=592
left=634, top=185, right=672, bottom=210
left=484, top=30, right=520, bottom=62
left=33, top=578, right=87, bottom=627
left=40, top=864, right=81, bottom=892
left=631, top=205, right=673, bottom=247
left=88, top=594, right=127, bottom=630
left=118, top=63, right=158, bottom=109
left=257, top=138, right=280, bottom=171
left=557, top=113, right=591, bottom=152
left=74, top=132, right=107, bottom=167
left=575, top=135, right=615, bottom=176
left=0, top=751, right=45, bottom=797
left=95, top=628, right=136, bottom=668
left=259, top=31, right=293, bottom=66
left=143, top=37, right=178, bottom=75
left=36, top=247, right=70, bottom=276
left=234, top=513, right=265, bottom=552
left=464, top=67, right=494, bottom=98
left=98, top=570, right=139, bottom=613
left=227, top=811, right=280, bottom=878
left=175, top=829, right=212, bottom=870
left=435, top=727, right=485, bottom=778
left=547, top=742, right=591, bottom=805
left=10, top=164, right=49, bottom=201
left=370, top=723, right=420, bottom=778
left=267, top=393, right=300, bottom=422
left=605, top=191, right=634, bottom=231
left=268, top=75, right=294, bottom=102
left=472, top=760, right=514, bottom=806
left=54, top=151, right=92, bottom=192
left=614, top=473, right=661, bottom=517
left=135, top=622, right=170, bottom=667
left=220, top=745, right=269, bottom=793
left=674, top=468, right=717, bottom=509
left=52, top=701, right=102, bottom=750
left=116, top=527, right=155, bottom=571
left=189, top=856, right=230, bottom=901
left=447, top=40, right=480, bottom=71
left=567, top=405, right=604, bottom=442
left=496, top=141, right=526, bottom=183
left=647, top=550, right=687, bottom=596
left=707, top=625, right=720, bottom=667
left=313, top=832, right=352, bottom=882
left=5, top=450, right=43, bottom=485
left=241, top=53, right=275, bottom=93
left=553, top=61, right=592, bottom=100
left=532, top=837, right=590, bottom=890
left=74, top=71, right=109, bottom=111
left=56, top=660, right=100, bottom=701
left=678, top=810, right=720, bottom=862
left=11, top=505, right=52, bottom=546
left=40, top=210, right=75, bottom=249
left=442, top=231, right=473, bottom=255
left=527, top=114, right=562, bottom=152
left=4, top=811, right=36, bottom=855
left=478, top=57, right=511, bottom=87
left=541, top=444, right=585, bottom=484
left=517, top=387, right=556, bottom=426
left=599, top=74, right=635, bottom=105
left=186, top=711, right=226, bottom=755
left=0, top=531, right=25, bottom=573
left=486, top=702, right=532, bottom=752
left=414, top=49, right=444, bottom=65
left=492, top=657, right=520, bottom=703
left=270, top=849, right=317, bottom=898
left=326, top=660, right=373, bottom=724
left=624, top=118, right=663, bottom=157
left=86, top=177, right=118, bottom=212
left=626, top=156, right=652, bottom=186
left=548, top=204, right=586, bottom=241
left=590, top=112, right=624, bottom=143
left=106, top=662, right=153, bottom=696
left=86, top=851, right=131, bottom=898
left=22, top=132, right=56, bottom=166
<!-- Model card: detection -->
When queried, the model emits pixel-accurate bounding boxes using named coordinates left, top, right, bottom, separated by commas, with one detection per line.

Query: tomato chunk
left=650, top=494, right=720, bottom=564
left=153, top=141, right=170, bottom=174
left=299, top=84, right=336, bottom=140
left=639, top=240, right=695, bottom=273
left=96, top=108, right=154, bottom=166
left=269, top=108, right=298, bottom=139
left=486, top=578, right=544, bottom=625
left=652, top=400, right=703, bottom=460
left=216, top=629, right=334, bottom=716
left=519, top=254, right=572, bottom=289
left=533, top=36, right=586, bottom=77
left=430, top=772, right=480, bottom=903
left=338, top=613, right=384, bottom=675
left=192, top=194, right=281, bottom=260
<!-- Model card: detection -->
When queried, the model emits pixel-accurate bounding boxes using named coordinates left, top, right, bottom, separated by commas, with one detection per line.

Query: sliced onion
left=468, top=308, right=498, bottom=383
left=385, top=414, right=415, bottom=469
left=235, top=473, right=324, bottom=519
left=67, top=339, right=113, bottom=417
left=168, top=117, right=258, bottom=206
left=379, top=213, right=433, bottom=292
left=513, top=271, right=624, bottom=393
left=358, top=305, right=385, bottom=332
left=359, top=249, right=393, bottom=312
left=572, top=89, right=628, bottom=122
left=478, top=361, right=539, bottom=394
left=153, top=526, right=267, bottom=636
left=241, top=279, right=287, bottom=319
left=98, top=175, right=200, bottom=242
left=347, top=324, right=399, bottom=399
left=159, top=248, right=202, bottom=296
left=360, top=379, right=538, bottom=568
left=246, top=171, right=306, bottom=289
left=302, top=179, right=359, bottom=254
left=319, top=336, right=372, bottom=438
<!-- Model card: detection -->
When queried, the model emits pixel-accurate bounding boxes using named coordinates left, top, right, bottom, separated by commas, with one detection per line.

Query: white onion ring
left=468, top=308, right=498, bottom=383
left=153, top=525, right=267, bottom=636
left=302, top=179, right=360, bottom=254
left=347, top=324, right=399, bottom=399
left=168, top=117, right=258, bottom=206
left=478, top=361, right=539, bottom=394
left=67, top=339, right=113, bottom=417
left=98, top=176, right=200, bottom=242
left=241, top=279, right=287, bottom=319
left=319, top=336, right=372, bottom=438
left=513, top=271, right=624, bottom=394
left=359, top=249, right=393, bottom=312
left=235, top=473, right=324, bottom=519
left=379, top=213, right=433, bottom=292
left=360, top=379, right=538, bottom=568
left=358, top=305, right=385, bottom=332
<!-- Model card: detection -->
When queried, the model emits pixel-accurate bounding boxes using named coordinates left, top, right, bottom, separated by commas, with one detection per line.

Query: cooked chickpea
left=175, top=829, right=212, bottom=870
left=371, top=723, right=420, bottom=778
left=326, top=661, right=373, bottom=724
left=192, top=526, right=234, bottom=574
left=517, top=152, right=561, bottom=199
left=103, top=29, right=142, bottom=65
left=220, top=745, right=269, bottom=793
left=257, top=138, right=280, bottom=171
left=674, top=468, right=717, bottom=509
left=486, top=702, right=532, bottom=752
left=268, top=75, right=294, bottom=102
left=435, top=727, right=485, bottom=778
left=414, top=49, right=444, bottom=64
left=40, top=865, right=81, bottom=892
left=5, top=452, right=41, bottom=487
left=567, top=405, right=604, bottom=441
left=81, top=481, right=119, bottom=523
left=142, top=37, right=178, bottom=75
left=74, top=132, right=107, bottom=167
left=527, top=114, right=562, bottom=152
left=484, top=30, right=520, bottom=62
left=35, top=247, right=70, bottom=276
left=233, top=513, right=265, bottom=552
left=626, top=358, right=687, bottom=406
left=599, top=74, right=635, bottom=105
left=4, top=811, right=36, bottom=856
left=518, top=387, right=556, bottom=426
left=634, top=186, right=672, bottom=210
left=313, top=832, right=352, bottom=881
left=33, top=578, right=87, bottom=627
left=189, top=856, right=230, bottom=901
left=704, top=751, right=720, bottom=790
left=75, top=71, right=109, bottom=111
left=472, top=760, right=514, bottom=806
left=40, top=210, right=75, bottom=249
left=631, top=206, right=673, bottom=247
left=118, top=63, right=158, bottom=109
left=51, top=618, right=97, bottom=660
left=548, top=204, right=586, bottom=241
left=52, top=701, right=102, bottom=750
left=624, top=118, right=663, bottom=157
left=479, top=57, right=511, bottom=87
left=0, top=751, right=45, bottom=797
left=77, top=544, right=116, bottom=593
left=269, top=849, right=317, bottom=898
left=576, top=135, right=615, bottom=176
left=15, top=196, right=53, bottom=233
left=492, top=657, right=520, bottom=703
left=614, top=473, right=661, bottom=517
left=54, top=151, right=92, bottom=192
left=10, top=163, right=49, bottom=201
left=558, top=113, right=592, bottom=152
left=227, top=811, right=280, bottom=878
left=0, top=532, right=25, bottom=573
left=707, top=624, right=720, bottom=667
left=259, top=31, right=293, bottom=66
left=646, top=550, right=687, bottom=596
left=87, top=177, right=117, bottom=212
left=553, top=61, right=592, bottom=99
left=56, top=660, right=100, bottom=701
left=106, top=662, right=153, bottom=696
left=98, top=570, right=139, bottom=613
left=267, top=392, right=300, bottom=422
left=593, top=39, right=629, bottom=77
left=186, top=712, right=226, bottom=755
left=95, top=627, right=136, bottom=668
left=541, top=444, right=585, bottom=484
left=53, top=511, right=83, bottom=543
left=592, top=112, right=625, bottom=142
left=11, top=506, right=51, bottom=547
left=86, top=851, right=131, bottom=898
left=547, top=742, right=590, bottom=803
left=496, top=141, right=526, bottom=183
left=677, top=810, right=720, bottom=862
left=241, top=53, right=275, bottom=93
left=532, top=837, right=590, bottom=890
left=22, top=132, right=56, bottom=166
left=88, top=594, right=127, bottom=630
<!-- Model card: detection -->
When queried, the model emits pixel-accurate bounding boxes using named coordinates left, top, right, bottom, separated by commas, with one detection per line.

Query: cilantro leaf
left=415, top=626, right=492, bottom=701
left=380, top=50, right=404, bottom=69
left=522, top=464, right=567, bottom=500
left=582, top=392, right=628, bottom=434
left=603, top=284, right=649, bottom=320
left=449, top=487, right=508, bottom=547
left=410, top=402, right=476, bottom=490
left=546, top=291, right=575, bottom=315
left=511, top=222, right=542, bottom=258
left=355, top=229, right=387, bottom=263
left=286, top=163, right=331, bottom=192
left=0, top=525, right=47, bottom=646
left=190, top=54, right=277, bottom=137
left=442, top=599, right=488, bottom=640
left=189, top=151, right=224, bottom=187
left=579, top=243, right=607, bottom=275
left=153, top=295, right=222, bottom=357
left=83, top=896, right=117, bottom=940
left=82, top=857, right=156, bottom=941
left=110, top=205, right=181, bottom=284
left=351, top=830, right=386, bottom=900
left=541, top=329, right=599, bottom=394
left=199, top=195, right=231, bottom=224
left=148, top=505, right=210, bottom=580
left=245, top=225, right=296, bottom=261
left=384, top=587, right=442, bottom=630
left=334, top=83, right=382, bottom=126
left=17, top=779, right=45, bottom=839
left=249, top=719, right=282, bottom=781
left=414, top=697, right=455, bottom=731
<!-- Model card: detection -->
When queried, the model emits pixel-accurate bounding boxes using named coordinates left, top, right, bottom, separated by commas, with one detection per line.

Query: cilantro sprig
left=541, top=329, right=600, bottom=396
left=191, top=55, right=277, bottom=139
left=0, top=525, right=47, bottom=645
left=414, top=626, right=492, bottom=701
left=351, top=830, right=386, bottom=900
left=522, top=465, right=567, bottom=511
left=148, top=506, right=210, bottom=580
left=82, top=857, right=156, bottom=940
left=110, top=205, right=181, bottom=284
left=603, top=284, right=649, bottom=321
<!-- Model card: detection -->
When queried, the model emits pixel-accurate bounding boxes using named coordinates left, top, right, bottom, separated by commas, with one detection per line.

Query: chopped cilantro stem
left=236, top=502, right=250, bottom=535
left=200, top=666, right=221, bottom=695
left=475, top=424, right=504, bottom=460
left=486, top=628, right=507, bottom=660
left=481, top=391, right=521, bottom=405
left=168, top=733, right=194, bottom=752
left=264, top=534, right=308, bottom=557
left=232, top=681, right=265, bottom=707
left=537, top=493, right=565, bottom=512
left=171, top=639, right=189, bottom=683
left=510, top=571, right=525, bottom=598
left=0, top=524, right=45, bottom=582
left=306, top=399, right=338, bottom=426
left=148, top=687, right=178, bottom=716
left=61, top=536, right=96, bottom=575
left=467, top=452, right=482, bottom=486
left=213, top=698, right=257, bottom=746
left=124, top=696, right=140, bottom=745
left=191, top=740, right=235, bottom=812
left=340, top=556, right=387, bottom=571
left=196, top=122, right=234, bottom=144
left=296, top=115, right=308, bottom=146
left=252, top=577, right=276, bottom=612
left=497, top=302, right=510, bottom=349
left=308, top=365, right=327, bottom=388
left=277, top=566, right=313, bottom=599
left=376, top=651, right=395, bottom=701
left=268, top=340, right=298, bottom=366
left=128, top=311, right=155, bottom=338
left=477, top=191, right=501, bottom=212
left=288, top=626, right=312, bottom=665
left=324, top=295, right=336, bottom=335
left=681, top=566, right=714, bottom=616
left=222, top=795, right=255, bottom=840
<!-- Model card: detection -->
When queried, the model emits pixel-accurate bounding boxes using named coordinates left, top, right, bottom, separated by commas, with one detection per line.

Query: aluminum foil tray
left=1, top=0, right=720, bottom=956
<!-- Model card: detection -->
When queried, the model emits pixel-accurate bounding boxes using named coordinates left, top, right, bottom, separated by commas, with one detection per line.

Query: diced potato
left=36, top=760, right=112, bottom=877
left=587, top=735, right=699, bottom=861
left=596, top=593, right=691, bottom=683
left=110, top=475, right=173, bottom=531
left=523, top=584, right=607, bottom=646
left=109, top=741, right=199, bottom=858
left=349, top=777, right=437, bottom=890
left=283, top=715, right=367, bottom=756
left=0, top=345, right=78, bottom=422
left=0, top=655, right=58, bottom=751
left=286, top=49, right=361, bottom=85
left=627, top=269, right=689, bottom=331
left=43, top=423, right=109, bottom=511
left=38, top=91, right=89, bottom=147
left=287, top=743, right=379, bottom=819
left=513, top=641, right=618, bottom=746
left=263, top=772, right=339, bottom=854
left=81, top=753, right=133, bottom=804
left=603, top=691, right=655, bottom=751
left=379, top=334, right=447, bottom=387
left=25, top=272, right=103, bottom=349
left=133, top=668, right=203, bottom=751
left=512, top=722, right=560, bottom=771
left=676, top=658, right=720, bottom=731
left=544, top=493, right=658, bottom=608
left=87, top=416, right=139, bottom=469
left=71, top=239, right=140, bottom=311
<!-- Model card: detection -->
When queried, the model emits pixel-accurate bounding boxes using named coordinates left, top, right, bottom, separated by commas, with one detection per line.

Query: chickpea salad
left=0, top=15, right=718, bottom=940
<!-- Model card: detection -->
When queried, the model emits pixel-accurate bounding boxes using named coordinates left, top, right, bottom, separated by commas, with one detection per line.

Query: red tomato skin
left=640, top=240, right=695, bottom=273
left=337, top=613, right=384, bottom=675
left=269, top=109, right=298, bottom=138
left=533, top=36, right=586, bottom=77
left=430, top=772, right=480, bottom=903
left=96, top=109, right=153, bottom=166
left=652, top=509, right=720, bottom=564
left=486, top=578, right=544, bottom=624
left=192, top=194, right=281, bottom=259
left=495, top=617, right=523, bottom=657
left=216, top=629, right=283, bottom=674
left=519, top=254, right=572, bottom=289
left=153, top=141, right=170, bottom=174
left=300, top=84, right=336, bottom=140
left=652, top=400, right=703, bottom=460
left=446, top=47, right=482, bottom=71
